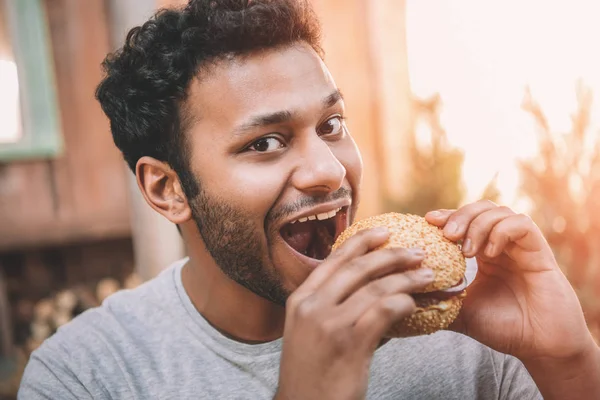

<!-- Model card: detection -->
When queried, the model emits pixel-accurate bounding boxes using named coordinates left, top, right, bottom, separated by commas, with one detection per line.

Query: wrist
left=522, top=338, right=600, bottom=400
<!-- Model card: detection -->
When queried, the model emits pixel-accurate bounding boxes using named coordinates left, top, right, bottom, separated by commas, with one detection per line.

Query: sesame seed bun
left=332, top=212, right=467, bottom=337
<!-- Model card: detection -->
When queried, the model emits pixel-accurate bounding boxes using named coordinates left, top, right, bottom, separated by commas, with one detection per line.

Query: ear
left=135, top=156, right=192, bottom=224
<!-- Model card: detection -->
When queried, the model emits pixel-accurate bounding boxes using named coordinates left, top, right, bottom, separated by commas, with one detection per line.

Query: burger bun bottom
left=385, top=296, right=463, bottom=338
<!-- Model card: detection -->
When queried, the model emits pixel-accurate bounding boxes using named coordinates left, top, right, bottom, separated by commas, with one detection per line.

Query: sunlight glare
left=406, top=0, right=600, bottom=211
left=0, top=59, right=21, bottom=143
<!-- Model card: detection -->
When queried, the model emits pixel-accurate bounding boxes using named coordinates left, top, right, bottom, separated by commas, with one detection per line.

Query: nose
left=292, top=136, right=346, bottom=196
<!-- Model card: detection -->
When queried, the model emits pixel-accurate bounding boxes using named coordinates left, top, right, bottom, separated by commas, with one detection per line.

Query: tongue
left=314, top=222, right=334, bottom=258
left=283, top=221, right=317, bottom=254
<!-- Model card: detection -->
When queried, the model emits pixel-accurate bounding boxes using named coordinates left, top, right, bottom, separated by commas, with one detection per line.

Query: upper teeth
left=291, top=207, right=342, bottom=224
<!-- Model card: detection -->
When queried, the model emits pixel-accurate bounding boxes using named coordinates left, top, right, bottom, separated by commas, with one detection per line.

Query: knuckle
left=404, top=295, right=418, bottom=311
left=516, top=213, right=533, bottom=223
left=375, top=301, right=396, bottom=320
left=487, top=228, right=501, bottom=241
left=377, top=295, right=415, bottom=319
left=497, top=205, right=514, bottom=214
left=317, top=319, right=339, bottom=337
left=467, top=218, right=485, bottom=234
left=397, top=295, right=417, bottom=314
left=367, top=280, right=388, bottom=297
left=345, top=259, right=364, bottom=275
left=324, top=325, right=353, bottom=354
left=404, top=270, right=423, bottom=286
left=286, top=293, right=299, bottom=309
left=445, top=214, right=462, bottom=227
left=479, top=199, right=498, bottom=207
left=294, top=296, right=318, bottom=320
left=383, top=247, right=413, bottom=263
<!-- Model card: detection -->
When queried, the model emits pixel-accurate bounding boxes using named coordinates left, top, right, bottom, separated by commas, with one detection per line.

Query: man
left=19, top=1, right=600, bottom=399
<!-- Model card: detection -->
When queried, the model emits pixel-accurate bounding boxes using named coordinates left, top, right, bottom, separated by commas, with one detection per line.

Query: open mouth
left=280, top=206, right=349, bottom=260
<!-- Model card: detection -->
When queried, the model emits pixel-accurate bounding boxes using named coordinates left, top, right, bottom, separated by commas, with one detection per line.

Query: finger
left=337, top=268, right=434, bottom=325
left=486, top=214, right=549, bottom=262
left=297, top=227, right=390, bottom=296
left=424, top=209, right=455, bottom=226
left=317, top=247, right=426, bottom=304
left=354, top=293, right=417, bottom=347
left=442, top=200, right=498, bottom=241
left=461, top=206, right=516, bottom=258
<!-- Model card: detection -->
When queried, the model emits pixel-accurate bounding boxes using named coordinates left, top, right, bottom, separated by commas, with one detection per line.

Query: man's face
left=183, top=43, right=362, bottom=305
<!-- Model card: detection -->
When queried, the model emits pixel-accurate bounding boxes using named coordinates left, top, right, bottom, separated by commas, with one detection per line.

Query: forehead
left=186, top=43, right=338, bottom=127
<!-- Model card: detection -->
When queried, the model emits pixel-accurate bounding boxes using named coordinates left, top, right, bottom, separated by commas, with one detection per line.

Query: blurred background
left=1, top=0, right=599, bottom=397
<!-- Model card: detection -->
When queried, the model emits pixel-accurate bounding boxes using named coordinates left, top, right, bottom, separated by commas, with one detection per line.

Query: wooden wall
left=0, top=0, right=131, bottom=251
left=0, top=0, right=412, bottom=250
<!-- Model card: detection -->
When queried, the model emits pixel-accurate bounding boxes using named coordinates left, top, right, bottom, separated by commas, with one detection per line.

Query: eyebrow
left=233, top=89, right=344, bottom=136
left=322, top=89, right=344, bottom=109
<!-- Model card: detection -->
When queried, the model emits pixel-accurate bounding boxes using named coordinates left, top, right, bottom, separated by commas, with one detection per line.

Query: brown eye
left=249, top=137, right=284, bottom=152
left=318, top=116, right=344, bottom=136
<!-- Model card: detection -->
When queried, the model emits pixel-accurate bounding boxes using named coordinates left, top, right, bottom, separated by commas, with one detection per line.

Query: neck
left=181, top=244, right=286, bottom=343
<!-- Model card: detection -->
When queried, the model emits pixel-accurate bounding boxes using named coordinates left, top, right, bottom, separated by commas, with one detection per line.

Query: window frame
left=0, top=0, right=62, bottom=161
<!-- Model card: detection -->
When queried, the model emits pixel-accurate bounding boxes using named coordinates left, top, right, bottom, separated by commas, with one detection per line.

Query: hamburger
left=332, top=212, right=467, bottom=337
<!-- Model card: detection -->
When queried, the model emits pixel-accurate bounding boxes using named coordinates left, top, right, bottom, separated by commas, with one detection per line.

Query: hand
left=275, top=228, right=434, bottom=400
left=425, top=200, right=595, bottom=363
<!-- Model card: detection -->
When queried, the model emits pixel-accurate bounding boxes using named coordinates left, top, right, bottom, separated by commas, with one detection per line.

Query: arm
left=522, top=340, right=600, bottom=400
left=18, top=347, right=93, bottom=400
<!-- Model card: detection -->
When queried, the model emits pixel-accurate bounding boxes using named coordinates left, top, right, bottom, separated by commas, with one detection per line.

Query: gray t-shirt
left=19, top=259, right=542, bottom=399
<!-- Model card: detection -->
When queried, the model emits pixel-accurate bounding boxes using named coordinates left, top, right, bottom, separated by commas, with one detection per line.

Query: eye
left=318, top=116, right=345, bottom=136
left=248, top=137, right=285, bottom=153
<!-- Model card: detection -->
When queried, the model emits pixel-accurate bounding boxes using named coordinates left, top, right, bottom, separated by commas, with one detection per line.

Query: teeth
left=290, top=207, right=343, bottom=225
left=316, top=212, right=329, bottom=220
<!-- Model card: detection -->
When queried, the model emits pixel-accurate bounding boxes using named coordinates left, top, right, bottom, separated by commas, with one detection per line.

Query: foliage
left=386, top=94, right=466, bottom=215
left=518, top=83, right=600, bottom=340
left=480, top=172, right=501, bottom=204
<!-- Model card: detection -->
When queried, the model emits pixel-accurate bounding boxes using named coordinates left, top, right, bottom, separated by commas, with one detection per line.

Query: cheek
left=211, top=162, right=288, bottom=216
left=336, top=137, right=363, bottom=187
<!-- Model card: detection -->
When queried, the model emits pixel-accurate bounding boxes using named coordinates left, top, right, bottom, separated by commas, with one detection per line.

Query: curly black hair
left=95, top=0, right=322, bottom=197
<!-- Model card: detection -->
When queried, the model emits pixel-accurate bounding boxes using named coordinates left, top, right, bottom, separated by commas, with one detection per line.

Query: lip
left=280, top=198, right=352, bottom=227
left=280, top=239, right=324, bottom=270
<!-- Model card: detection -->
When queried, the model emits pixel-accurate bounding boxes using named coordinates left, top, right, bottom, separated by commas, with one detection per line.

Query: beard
left=183, top=166, right=353, bottom=307
left=188, top=186, right=290, bottom=307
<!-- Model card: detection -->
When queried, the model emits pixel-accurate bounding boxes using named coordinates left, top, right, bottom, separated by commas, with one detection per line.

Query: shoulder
left=42, top=262, right=179, bottom=350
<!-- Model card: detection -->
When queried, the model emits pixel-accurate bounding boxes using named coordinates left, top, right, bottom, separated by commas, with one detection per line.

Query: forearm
left=523, top=340, right=600, bottom=400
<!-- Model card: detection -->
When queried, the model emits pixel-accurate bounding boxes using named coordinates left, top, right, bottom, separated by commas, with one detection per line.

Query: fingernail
left=427, top=211, right=442, bottom=217
left=416, top=268, right=434, bottom=279
left=408, top=248, right=425, bottom=257
left=462, top=238, right=472, bottom=254
left=485, top=242, right=495, bottom=257
left=373, top=226, right=389, bottom=234
left=444, top=221, right=459, bottom=236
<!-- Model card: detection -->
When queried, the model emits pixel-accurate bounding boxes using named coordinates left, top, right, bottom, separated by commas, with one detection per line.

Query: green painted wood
left=0, top=0, right=63, bottom=161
